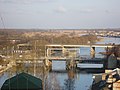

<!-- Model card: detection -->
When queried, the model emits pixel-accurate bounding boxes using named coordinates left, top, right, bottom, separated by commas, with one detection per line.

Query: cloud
left=55, top=6, right=67, bottom=13
left=79, top=9, right=93, bottom=13
left=0, top=0, right=53, bottom=4
left=105, top=10, right=111, bottom=14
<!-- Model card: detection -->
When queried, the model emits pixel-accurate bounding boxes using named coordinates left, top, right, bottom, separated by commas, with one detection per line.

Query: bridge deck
left=46, top=44, right=115, bottom=48
left=16, top=57, right=104, bottom=63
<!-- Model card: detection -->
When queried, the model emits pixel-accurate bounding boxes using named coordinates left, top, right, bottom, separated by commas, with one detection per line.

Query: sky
left=0, top=0, right=120, bottom=29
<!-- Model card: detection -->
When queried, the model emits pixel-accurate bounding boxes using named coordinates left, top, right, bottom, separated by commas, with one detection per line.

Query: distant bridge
left=45, top=44, right=115, bottom=48
left=15, top=44, right=118, bottom=69
left=45, top=44, right=116, bottom=59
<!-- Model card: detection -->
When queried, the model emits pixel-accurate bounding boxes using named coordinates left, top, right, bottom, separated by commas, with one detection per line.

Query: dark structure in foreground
left=1, top=72, right=43, bottom=90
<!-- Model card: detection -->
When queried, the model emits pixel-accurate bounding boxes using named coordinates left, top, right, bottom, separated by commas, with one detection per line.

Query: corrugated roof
left=1, top=72, right=42, bottom=90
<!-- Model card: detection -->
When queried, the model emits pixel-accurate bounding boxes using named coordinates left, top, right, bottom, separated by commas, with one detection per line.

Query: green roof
left=1, top=72, right=42, bottom=90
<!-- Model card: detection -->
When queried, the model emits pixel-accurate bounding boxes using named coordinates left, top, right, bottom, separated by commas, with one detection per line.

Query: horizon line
left=0, top=28, right=120, bottom=30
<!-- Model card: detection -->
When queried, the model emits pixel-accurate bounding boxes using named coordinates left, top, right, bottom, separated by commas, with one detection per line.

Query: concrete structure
left=44, top=44, right=114, bottom=69
left=45, top=44, right=114, bottom=58
left=15, top=44, right=118, bottom=70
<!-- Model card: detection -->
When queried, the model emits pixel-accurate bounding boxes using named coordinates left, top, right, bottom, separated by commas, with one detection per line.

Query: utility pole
left=34, top=40, right=37, bottom=76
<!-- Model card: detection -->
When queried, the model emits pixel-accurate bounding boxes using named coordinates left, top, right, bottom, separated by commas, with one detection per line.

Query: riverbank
left=98, top=37, right=104, bottom=42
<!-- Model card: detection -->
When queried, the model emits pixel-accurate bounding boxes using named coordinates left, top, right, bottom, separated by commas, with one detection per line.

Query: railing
left=16, top=60, right=43, bottom=63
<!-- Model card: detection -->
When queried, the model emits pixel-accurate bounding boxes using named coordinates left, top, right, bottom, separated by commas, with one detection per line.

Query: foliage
left=0, top=29, right=100, bottom=57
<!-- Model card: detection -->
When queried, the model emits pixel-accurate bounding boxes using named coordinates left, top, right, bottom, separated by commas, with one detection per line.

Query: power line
left=0, top=13, right=5, bottom=29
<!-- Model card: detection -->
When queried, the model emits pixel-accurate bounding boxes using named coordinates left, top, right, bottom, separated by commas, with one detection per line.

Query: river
left=0, top=37, right=120, bottom=90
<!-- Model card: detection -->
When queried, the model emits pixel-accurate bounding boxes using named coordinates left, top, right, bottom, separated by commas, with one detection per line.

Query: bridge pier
left=66, top=59, right=77, bottom=70
left=44, top=58, right=52, bottom=70
left=90, top=47, right=95, bottom=58
left=62, top=45, right=66, bottom=57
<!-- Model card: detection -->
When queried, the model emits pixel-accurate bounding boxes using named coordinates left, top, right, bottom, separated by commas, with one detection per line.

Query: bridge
left=45, top=44, right=115, bottom=59
left=45, top=44, right=114, bottom=48
left=15, top=44, right=117, bottom=69
left=44, top=44, right=116, bottom=69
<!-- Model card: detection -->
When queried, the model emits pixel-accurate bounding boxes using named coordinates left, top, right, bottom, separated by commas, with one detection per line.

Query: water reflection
left=0, top=62, right=93, bottom=90
left=63, top=70, right=75, bottom=90
left=45, top=73, right=61, bottom=90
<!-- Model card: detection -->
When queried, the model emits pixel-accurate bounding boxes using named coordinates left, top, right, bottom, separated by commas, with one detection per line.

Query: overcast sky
left=0, top=0, right=120, bottom=29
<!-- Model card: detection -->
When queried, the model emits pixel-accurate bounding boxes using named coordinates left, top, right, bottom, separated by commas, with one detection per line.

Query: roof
left=1, top=72, right=42, bottom=90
